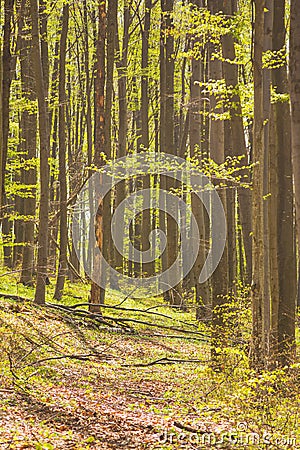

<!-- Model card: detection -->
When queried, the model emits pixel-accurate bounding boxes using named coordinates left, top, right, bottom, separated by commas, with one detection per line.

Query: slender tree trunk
left=103, top=0, right=117, bottom=292
left=221, top=1, right=237, bottom=292
left=164, top=0, right=182, bottom=306
left=114, top=2, right=130, bottom=282
left=48, top=40, right=59, bottom=272
left=132, top=76, right=142, bottom=278
left=30, top=0, right=50, bottom=305
left=90, top=0, right=107, bottom=311
left=77, top=0, right=92, bottom=283
left=251, top=0, right=266, bottom=369
left=189, top=0, right=209, bottom=317
left=159, top=2, right=168, bottom=294
left=20, top=83, right=37, bottom=285
left=0, top=32, right=2, bottom=214
left=221, top=0, right=252, bottom=284
left=39, top=0, right=49, bottom=96
left=141, top=0, right=155, bottom=278
left=1, top=0, right=15, bottom=268
left=54, top=4, right=69, bottom=300
left=268, top=102, right=279, bottom=356
left=262, top=0, right=273, bottom=357
left=208, top=0, right=228, bottom=366
left=269, top=89, right=296, bottom=367
left=271, top=0, right=296, bottom=366
left=290, top=4, right=300, bottom=317
left=13, top=171, right=25, bottom=267
left=90, top=0, right=116, bottom=308
left=1, top=0, right=14, bottom=197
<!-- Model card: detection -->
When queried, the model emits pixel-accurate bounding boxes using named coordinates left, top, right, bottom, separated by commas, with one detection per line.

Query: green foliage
left=271, top=85, right=290, bottom=104
left=0, top=272, right=299, bottom=448
left=190, top=153, right=252, bottom=190
left=263, top=47, right=287, bottom=69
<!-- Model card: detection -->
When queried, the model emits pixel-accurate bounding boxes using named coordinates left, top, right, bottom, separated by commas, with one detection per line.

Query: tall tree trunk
left=90, top=0, right=117, bottom=309
left=132, top=77, right=142, bottom=278
left=290, top=3, right=300, bottom=316
left=141, top=0, right=155, bottom=278
left=48, top=41, right=59, bottom=273
left=208, top=0, right=228, bottom=365
left=164, top=0, right=182, bottom=306
left=54, top=4, right=69, bottom=300
left=78, top=0, right=93, bottom=283
left=39, top=0, right=49, bottom=96
left=159, top=2, right=168, bottom=293
left=221, top=1, right=237, bottom=292
left=30, top=0, right=50, bottom=305
left=90, top=0, right=107, bottom=312
left=221, top=0, right=252, bottom=284
left=251, top=0, right=266, bottom=369
left=270, top=0, right=296, bottom=366
left=114, top=1, right=130, bottom=283
left=13, top=171, right=25, bottom=268
left=261, top=0, right=273, bottom=357
left=1, top=0, right=14, bottom=197
left=0, top=30, right=2, bottom=214
left=103, top=0, right=117, bottom=292
left=20, top=51, right=37, bottom=286
left=1, top=0, right=15, bottom=268
left=48, top=113, right=59, bottom=272
left=189, top=0, right=209, bottom=317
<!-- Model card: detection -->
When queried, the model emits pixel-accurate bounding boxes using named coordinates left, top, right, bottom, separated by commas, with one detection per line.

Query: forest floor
left=0, top=272, right=299, bottom=449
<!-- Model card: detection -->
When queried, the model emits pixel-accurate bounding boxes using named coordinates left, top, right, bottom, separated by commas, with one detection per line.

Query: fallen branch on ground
left=140, top=332, right=209, bottom=342
left=0, top=292, right=29, bottom=302
left=122, top=357, right=206, bottom=367
left=0, top=293, right=210, bottom=339
left=45, top=302, right=135, bottom=333
left=46, top=302, right=206, bottom=336
left=22, top=353, right=113, bottom=367
left=68, top=302, right=198, bottom=329
left=173, top=421, right=207, bottom=434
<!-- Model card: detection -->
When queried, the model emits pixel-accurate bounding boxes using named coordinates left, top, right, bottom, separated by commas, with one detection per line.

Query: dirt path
left=0, top=371, right=171, bottom=449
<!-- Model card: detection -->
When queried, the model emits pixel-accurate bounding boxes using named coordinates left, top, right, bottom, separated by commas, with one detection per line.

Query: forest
left=0, top=0, right=300, bottom=448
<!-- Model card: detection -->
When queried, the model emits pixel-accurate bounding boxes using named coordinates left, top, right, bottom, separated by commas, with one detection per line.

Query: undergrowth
left=0, top=271, right=299, bottom=449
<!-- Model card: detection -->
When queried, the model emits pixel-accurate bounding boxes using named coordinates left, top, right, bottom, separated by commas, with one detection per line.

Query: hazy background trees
left=0, top=0, right=299, bottom=369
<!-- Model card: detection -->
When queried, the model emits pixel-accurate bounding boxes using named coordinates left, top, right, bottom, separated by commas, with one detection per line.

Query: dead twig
left=140, top=332, right=209, bottom=342
left=173, top=421, right=207, bottom=434
left=122, top=357, right=206, bottom=367
left=22, top=353, right=111, bottom=366
left=0, top=292, right=29, bottom=302
left=67, top=302, right=198, bottom=329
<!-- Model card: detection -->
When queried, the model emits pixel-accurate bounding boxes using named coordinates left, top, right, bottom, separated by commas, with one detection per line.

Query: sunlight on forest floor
left=0, top=271, right=299, bottom=449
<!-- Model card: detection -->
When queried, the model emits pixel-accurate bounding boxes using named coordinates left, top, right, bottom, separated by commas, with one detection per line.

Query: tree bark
left=90, top=0, right=117, bottom=309
left=54, top=4, right=69, bottom=300
left=30, top=0, right=50, bottom=305
left=90, top=0, right=107, bottom=311
left=159, top=1, right=167, bottom=293
left=251, top=0, right=266, bottom=369
left=1, top=0, right=15, bottom=268
left=207, top=0, right=228, bottom=365
left=114, top=2, right=130, bottom=282
left=270, top=0, right=296, bottom=365
left=221, top=0, right=252, bottom=285
left=141, top=0, right=155, bottom=278
left=189, top=0, right=209, bottom=317
left=290, top=2, right=300, bottom=314
left=261, top=0, right=273, bottom=357
left=164, top=0, right=182, bottom=306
